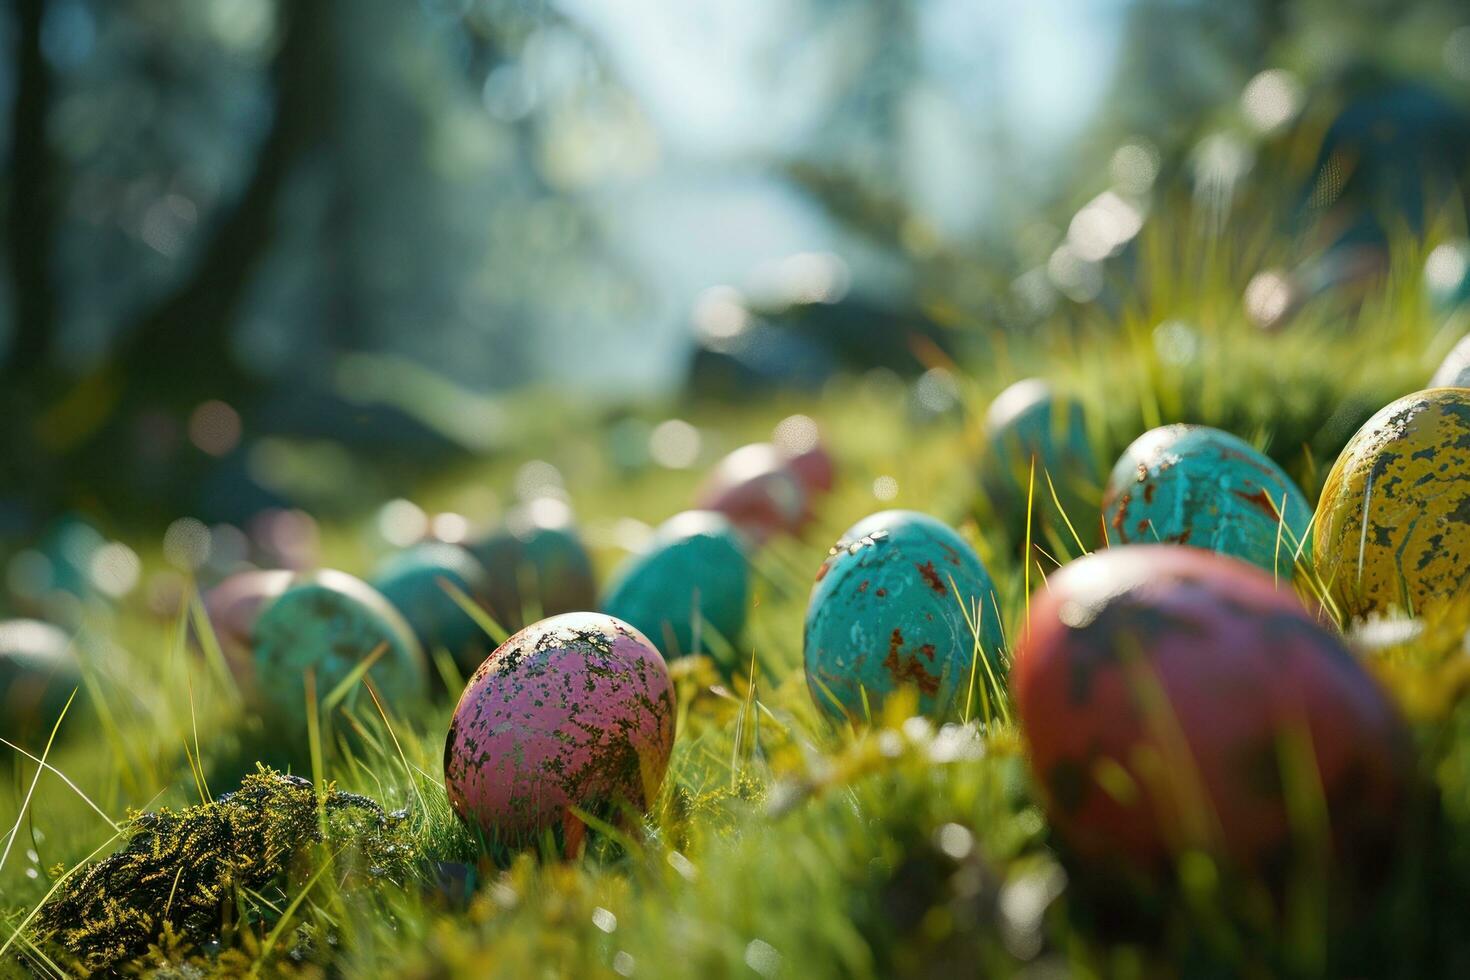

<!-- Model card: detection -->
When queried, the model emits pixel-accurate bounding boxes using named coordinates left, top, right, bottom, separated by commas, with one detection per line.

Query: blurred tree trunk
left=111, top=0, right=329, bottom=405
left=6, top=0, right=57, bottom=376
left=36, top=0, right=333, bottom=517
left=1, top=0, right=60, bottom=525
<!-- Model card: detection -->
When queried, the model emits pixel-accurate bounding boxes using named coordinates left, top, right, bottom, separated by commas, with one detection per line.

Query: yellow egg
left=1314, top=388, right=1470, bottom=619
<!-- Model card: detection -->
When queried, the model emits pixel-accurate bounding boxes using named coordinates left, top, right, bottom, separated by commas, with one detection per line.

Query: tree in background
left=0, top=0, right=638, bottom=525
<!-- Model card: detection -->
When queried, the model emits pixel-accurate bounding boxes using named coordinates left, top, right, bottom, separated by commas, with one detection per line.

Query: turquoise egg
left=602, top=511, right=750, bottom=664
left=468, top=498, right=597, bottom=632
left=251, top=569, right=425, bottom=725
left=1102, top=424, right=1312, bottom=575
left=980, top=379, right=1098, bottom=544
left=804, top=510, right=1005, bottom=723
left=371, top=543, right=492, bottom=672
left=0, top=619, right=81, bottom=742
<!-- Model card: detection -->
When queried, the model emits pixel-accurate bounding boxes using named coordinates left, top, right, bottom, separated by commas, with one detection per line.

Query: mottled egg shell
left=980, top=379, right=1097, bottom=543
left=774, top=414, right=836, bottom=497
left=201, top=569, right=294, bottom=698
left=469, top=498, right=597, bottom=633
left=695, top=443, right=809, bottom=546
left=804, top=510, right=1004, bottom=722
left=0, top=619, right=81, bottom=741
left=1014, top=545, right=1407, bottom=871
left=1103, top=424, right=1312, bottom=576
left=1430, top=335, right=1470, bottom=389
left=372, top=542, right=492, bottom=672
left=251, top=569, right=426, bottom=724
left=444, top=612, right=675, bottom=844
left=1315, top=388, right=1470, bottom=618
left=602, top=511, right=750, bottom=663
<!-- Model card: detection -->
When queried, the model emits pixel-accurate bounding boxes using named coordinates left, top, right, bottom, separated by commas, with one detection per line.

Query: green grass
left=8, top=216, right=1470, bottom=977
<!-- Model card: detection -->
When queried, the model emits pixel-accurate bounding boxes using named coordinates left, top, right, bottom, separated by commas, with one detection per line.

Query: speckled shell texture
left=469, top=501, right=597, bottom=634
left=0, top=619, right=80, bottom=741
left=804, top=510, right=1004, bottom=722
left=1013, top=545, right=1407, bottom=870
left=444, top=613, right=675, bottom=839
left=372, top=542, right=492, bottom=671
left=1103, top=424, right=1312, bottom=576
left=251, top=569, right=426, bottom=723
left=695, top=443, right=808, bottom=546
left=602, top=511, right=750, bottom=661
left=1315, top=388, right=1470, bottom=618
left=980, top=379, right=1097, bottom=541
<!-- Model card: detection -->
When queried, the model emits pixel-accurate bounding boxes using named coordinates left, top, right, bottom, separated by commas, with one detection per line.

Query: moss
left=35, top=767, right=413, bottom=973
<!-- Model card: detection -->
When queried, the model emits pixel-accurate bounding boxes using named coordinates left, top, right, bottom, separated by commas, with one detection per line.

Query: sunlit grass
left=5, top=215, right=1470, bottom=975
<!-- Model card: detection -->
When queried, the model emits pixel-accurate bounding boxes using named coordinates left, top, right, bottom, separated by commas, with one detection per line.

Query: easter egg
left=371, top=543, right=492, bottom=672
left=695, top=443, right=808, bottom=545
left=1314, top=388, right=1470, bottom=619
left=251, top=569, right=425, bottom=724
left=1102, top=424, right=1312, bottom=576
left=804, top=510, right=1004, bottom=722
left=468, top=498, right=597, bottom=633
left=443, top=612, right=675, bottom=846
left=602, top=511, right=750, bottom=662
left=200, top=569, right=294, bottom=697
left=1429, top=334, right=1470, bottom=388
left=774, top=414, right=835, bottom=497
left=1013, top=545, right=1407, bottom=871
left=0, top=619, right=81, bottom=741
left=980, top=379, right=1097, bottom=544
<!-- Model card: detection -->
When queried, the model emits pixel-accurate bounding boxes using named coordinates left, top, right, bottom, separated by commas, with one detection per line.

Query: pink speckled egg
left=696, top=443, right=808, bottom=546
left=444, top=613, right=675, bottom=849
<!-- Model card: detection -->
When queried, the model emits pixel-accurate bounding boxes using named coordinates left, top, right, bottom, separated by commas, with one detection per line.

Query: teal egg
left=980, top=379, right=1098, bottom=546
left=1102, top=424, right=1312, bottom=575
left=803, top=510, right=1004, bottom=723
left=251, top=570, right=425, bottom=725
left=371, top=543, right=491, bottom=672
left=468, top=499, right=597, bottom=632
left=602, top=511, right=749, bottom=663
left=0, top=619, right=81, bottom=742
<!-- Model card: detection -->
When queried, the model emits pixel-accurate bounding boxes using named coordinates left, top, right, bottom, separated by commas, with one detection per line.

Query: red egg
left=773, top=414, right=835, bottom=497
left=1013, top=545, right=1407, bottom=873
left=695, top=443, right=808, bottom=545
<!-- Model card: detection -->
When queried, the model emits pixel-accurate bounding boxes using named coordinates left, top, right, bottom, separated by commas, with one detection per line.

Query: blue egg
left=468, top=499, right=597, bottom=632
left=371, top=543, right=492, bottom=672
left=804, top=510, right=1005, bottom=723
left=251, top=570, right=425, bottom=725
left=980, top=379, right=1097, bottom=543
left=1102, top=425, right=1312, bottom=575
left=602, top=511, right=750, bottom=664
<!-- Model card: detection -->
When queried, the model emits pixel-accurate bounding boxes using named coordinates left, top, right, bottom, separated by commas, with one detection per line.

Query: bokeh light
left=378, top=499, right=429, bottom=548
left=648, top=419, right=701, bottom=469
left=188, top=400, right=242, bottom=457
